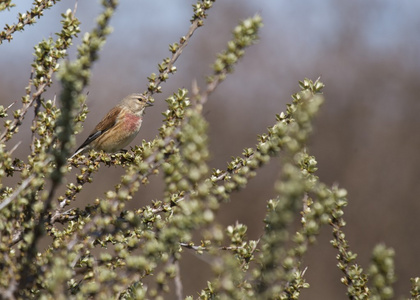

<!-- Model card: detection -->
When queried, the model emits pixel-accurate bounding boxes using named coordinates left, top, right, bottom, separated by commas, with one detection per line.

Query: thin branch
left=9, top=141, right=21, bottom=155
left=173, top=258, right=183, bottom=300
left=180, top=238, right=261, bottom=253
left=0, top=174, right=36, bottom=211
left=143, top=13, right=202, bottom=99
left=0, top=0, right=60, bottom=44
left=0, top=67, right=52, bottom=142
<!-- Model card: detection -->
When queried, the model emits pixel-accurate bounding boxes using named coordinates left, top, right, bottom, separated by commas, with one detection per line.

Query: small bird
left=71, top=93, right=153, bottom=158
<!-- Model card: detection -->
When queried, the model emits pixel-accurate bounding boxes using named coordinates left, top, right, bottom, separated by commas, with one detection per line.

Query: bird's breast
left=124, top=113, right=143, bottom=133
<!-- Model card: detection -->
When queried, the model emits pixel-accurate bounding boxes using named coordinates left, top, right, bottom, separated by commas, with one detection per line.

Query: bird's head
left=122, top=93, right=153, bottom=114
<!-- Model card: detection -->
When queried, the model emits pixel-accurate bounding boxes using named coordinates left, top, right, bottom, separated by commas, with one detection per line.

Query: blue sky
left=1, top=1, right=419, bottom=58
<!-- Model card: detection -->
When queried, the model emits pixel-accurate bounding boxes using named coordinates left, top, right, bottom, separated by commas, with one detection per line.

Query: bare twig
left=9, top=141, right=22, bottom=155
left=173, top=258, right=183, bottom=300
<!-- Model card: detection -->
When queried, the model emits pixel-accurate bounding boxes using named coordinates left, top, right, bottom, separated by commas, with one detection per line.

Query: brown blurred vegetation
left=1, top=1, right=419, bottom=299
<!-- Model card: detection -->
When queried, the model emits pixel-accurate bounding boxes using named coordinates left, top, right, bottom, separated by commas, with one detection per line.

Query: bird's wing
left=74, top=106, right=122, bottom=152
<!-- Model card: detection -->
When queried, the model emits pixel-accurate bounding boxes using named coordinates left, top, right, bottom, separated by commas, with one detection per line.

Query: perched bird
left=71, top=93, right=153, bottom=158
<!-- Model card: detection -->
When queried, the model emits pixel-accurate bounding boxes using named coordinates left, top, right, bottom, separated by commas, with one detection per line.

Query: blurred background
left=1, top=1, right=420, bottom=298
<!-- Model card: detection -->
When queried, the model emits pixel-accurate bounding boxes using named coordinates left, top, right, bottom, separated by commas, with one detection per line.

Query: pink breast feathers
left=124, top=114, right=142, bottom=132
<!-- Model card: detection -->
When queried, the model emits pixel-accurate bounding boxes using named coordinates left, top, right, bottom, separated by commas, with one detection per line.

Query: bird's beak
left=146, top=101, right=154, bottom=107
